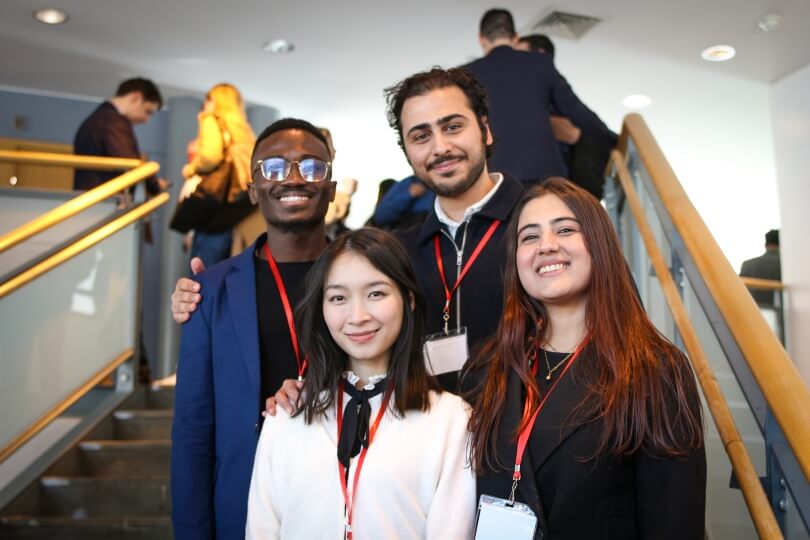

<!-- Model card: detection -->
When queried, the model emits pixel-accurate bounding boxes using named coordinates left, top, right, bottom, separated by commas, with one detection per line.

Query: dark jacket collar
left=415, top=173, right=523, bottom=245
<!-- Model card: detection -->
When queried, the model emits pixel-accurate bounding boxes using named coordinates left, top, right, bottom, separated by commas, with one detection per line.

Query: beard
left=416, top=150, right=487, bottom=198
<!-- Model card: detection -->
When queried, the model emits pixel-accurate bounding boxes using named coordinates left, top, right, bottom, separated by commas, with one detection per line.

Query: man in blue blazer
left=170, top=118, right=336, bottom=539
left=464, top=9, right=616, bottom=185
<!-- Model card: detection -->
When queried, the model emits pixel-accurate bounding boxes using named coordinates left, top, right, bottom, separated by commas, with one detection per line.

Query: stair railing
left=606, top=113, right=809, bottom=539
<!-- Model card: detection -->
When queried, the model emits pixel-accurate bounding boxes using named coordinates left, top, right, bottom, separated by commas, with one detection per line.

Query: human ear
left=248, top=182, right=258, bottom=205
left=409, top=291, right=415, bottom=311
left=481, top=116, right=494, bottom=146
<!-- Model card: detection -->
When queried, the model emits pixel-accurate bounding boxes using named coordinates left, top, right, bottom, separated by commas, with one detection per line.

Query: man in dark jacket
left=740, top=229, right=781, bottom=307
left=73, top=77, right=166, bottom=195
left=384, top=67, right=524, bottom=385
left=464, top=9, right=615, bottom=185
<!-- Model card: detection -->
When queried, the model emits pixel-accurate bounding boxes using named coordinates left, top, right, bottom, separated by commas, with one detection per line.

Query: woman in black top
left=464, top=178, right=706, bottom=539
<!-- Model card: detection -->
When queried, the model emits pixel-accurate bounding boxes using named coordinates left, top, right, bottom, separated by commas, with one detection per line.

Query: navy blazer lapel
left=225, top=241, right=262, bottom=402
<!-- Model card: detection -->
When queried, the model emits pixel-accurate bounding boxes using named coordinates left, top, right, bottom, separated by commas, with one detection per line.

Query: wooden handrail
left=0, top=149, right=143, bottom=170
left=0, top=192, right=169, bottom=300
left=619, top=114, right=810, bottom=484
left=0, top=348, right=134, bottom=464
left=0, top=161, right=160, bottom=254
left=611, top=151, right=782, bottom=539
left=740, top=277, right=784, bottom=292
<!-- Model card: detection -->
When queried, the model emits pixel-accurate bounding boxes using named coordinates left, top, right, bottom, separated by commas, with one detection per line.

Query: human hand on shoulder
left=171, top=258, right=206, bottom=323
left=263, top=379, right=305, bottom=417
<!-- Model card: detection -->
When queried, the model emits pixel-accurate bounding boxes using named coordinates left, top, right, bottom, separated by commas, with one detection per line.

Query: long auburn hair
left=465, top=178, right=704, bottom=473
left=296, top=228, right=439, bottom=423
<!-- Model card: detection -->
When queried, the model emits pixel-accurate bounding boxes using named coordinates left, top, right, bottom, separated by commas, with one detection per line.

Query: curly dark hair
left=384, top=67, right=492, bottom=158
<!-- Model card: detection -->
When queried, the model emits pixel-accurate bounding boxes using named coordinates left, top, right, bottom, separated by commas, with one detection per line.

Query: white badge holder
left=474, top=494, right=539, bottom=540
left=423, top=327, right=468, bottom=376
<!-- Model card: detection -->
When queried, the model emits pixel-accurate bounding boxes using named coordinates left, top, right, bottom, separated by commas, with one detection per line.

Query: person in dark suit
left=73, top=77, right=166, bottom=195
left=170, top=118, right=336, bottom=539
left=740, top=229, right=781, bottom=307
left=464, top=178, right=706, bottom=539
left=518, top=33, right=618, bottom=200
left=464, top=9, right=616, bottom=185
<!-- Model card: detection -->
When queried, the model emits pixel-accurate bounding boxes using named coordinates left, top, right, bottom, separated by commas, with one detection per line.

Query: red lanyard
left=433, top=220, right=500, bottom=329
left=336, top=381, right=392, bottom=539
left=509, top=338, right=589, bottom=504
left=262, top=243, right=306, bottom=380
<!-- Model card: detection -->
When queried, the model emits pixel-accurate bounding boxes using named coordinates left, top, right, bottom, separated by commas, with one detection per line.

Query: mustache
left=427, top=154, right=465, bottom=170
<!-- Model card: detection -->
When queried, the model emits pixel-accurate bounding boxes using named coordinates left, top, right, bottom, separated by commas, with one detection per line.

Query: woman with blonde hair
left=181, top=83, right=259, bottom=265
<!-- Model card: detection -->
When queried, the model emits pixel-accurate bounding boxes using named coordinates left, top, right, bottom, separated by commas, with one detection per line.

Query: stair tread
left=79, top=440, right=171, bottom=450
left=41, top=476, right=169, bottom=483
left=113, top=410, right=173, bottom=420
left=0, top=515, right=171, bottom=525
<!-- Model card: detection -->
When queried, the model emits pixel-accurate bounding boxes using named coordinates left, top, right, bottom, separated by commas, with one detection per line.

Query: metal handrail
left=0, top=160, right=160, bottom=254
left=611, top=150, right=782, bottom=539
left=0, top=149, right=142, bottom=170
left=619, top=114, right=810, bottom=482
left=0, top=192, right=169, bottom=299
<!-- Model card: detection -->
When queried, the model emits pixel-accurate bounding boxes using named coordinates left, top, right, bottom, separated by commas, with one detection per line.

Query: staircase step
left=0, top=516, right=172, bottom=540
left=113, top=410, right=173, bottom=440
left=38, top=477, right=170, bottom=517
left=77, top=440, right=170, bottom=477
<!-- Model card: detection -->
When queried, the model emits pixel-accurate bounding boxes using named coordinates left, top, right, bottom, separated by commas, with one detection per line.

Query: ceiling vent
left=528, top=10, right=602, bottom=40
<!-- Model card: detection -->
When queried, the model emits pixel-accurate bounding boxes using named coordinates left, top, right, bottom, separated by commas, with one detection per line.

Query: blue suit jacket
left=464, top=46, right=616, bottom=184
left=171, top=238, right=264, bottom=540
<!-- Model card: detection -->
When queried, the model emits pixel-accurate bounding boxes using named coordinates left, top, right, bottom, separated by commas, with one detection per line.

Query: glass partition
left=0, top=222, right=137, bottom=452
left=609, top=139, right=808, bottom=538
left=0, top=188, right=117, bottom=278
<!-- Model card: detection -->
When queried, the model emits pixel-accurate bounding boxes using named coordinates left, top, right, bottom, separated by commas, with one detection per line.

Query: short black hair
left=115, top=78, right=163, bottom=108
left=253, top=118, right=331, bottom=158
left=765, top=229, right=779, bottom=246
left=520, top=34, right=556, bottom=57
left=480, top=8, right=515, bottom=41
left=384, top=67, right=492, bottom=157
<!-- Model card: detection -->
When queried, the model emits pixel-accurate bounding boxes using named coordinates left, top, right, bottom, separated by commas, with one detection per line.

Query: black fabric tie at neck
left=337, top=378, right=388, bottom=469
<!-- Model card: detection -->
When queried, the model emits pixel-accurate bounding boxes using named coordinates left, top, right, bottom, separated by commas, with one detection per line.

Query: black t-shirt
left=253, top=247, right=314, bottom=412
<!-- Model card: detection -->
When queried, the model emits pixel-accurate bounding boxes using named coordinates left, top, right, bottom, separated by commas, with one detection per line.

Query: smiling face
left=249, top=129, right=336, bottom=233
left=399, top=86, right=492, bottom=199
left=322, top=252, right=405, bottom=377
left=516, top=194, right=592, bottom=311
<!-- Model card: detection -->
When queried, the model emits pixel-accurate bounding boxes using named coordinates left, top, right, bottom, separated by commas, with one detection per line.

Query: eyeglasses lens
left=259, top=158, right=328, bottom=182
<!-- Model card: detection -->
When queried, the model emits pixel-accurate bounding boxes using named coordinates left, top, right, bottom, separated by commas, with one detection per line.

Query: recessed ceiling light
left=622, top=94, right=652, bottom=109
left=701, top=44, right=735, bottom=62
left=33, top=8, right=68, bottom=25
left=263, top=39, right=294, bottom=54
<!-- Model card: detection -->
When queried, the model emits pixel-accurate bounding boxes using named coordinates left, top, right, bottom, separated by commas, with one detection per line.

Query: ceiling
left=2, top=0, right=809, bottom=120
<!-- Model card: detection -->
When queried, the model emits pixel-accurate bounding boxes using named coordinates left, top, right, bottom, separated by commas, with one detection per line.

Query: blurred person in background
left=181, top=83, right=258, bottom=266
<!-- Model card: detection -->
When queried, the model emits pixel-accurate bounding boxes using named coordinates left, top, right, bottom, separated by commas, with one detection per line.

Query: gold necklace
left=543, top=348, right=574, bottom=381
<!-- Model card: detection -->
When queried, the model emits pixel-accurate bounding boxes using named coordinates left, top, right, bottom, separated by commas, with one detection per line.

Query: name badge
left=474, top=495, right=539, bottom=540
left=423, top=327, right=468, bottom=376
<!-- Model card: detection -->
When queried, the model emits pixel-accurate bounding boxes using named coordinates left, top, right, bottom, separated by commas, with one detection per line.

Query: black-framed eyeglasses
left=254, top=157, right=331, bottom=183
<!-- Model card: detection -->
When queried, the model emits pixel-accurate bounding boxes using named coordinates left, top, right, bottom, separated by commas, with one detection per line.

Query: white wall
left=770, top=62, right=810, bottom=385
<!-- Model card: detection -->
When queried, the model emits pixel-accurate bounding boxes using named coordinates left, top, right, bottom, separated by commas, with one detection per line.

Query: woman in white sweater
left=246, top=228, right=475, bottom=540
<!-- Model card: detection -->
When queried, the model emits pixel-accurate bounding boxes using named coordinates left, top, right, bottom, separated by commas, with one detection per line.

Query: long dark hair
left=466, top=178, right=704, bottom=473
left=296, top=228, right=439, bottom=422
